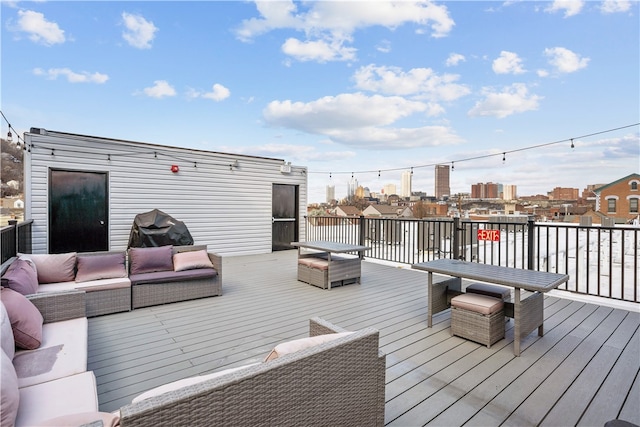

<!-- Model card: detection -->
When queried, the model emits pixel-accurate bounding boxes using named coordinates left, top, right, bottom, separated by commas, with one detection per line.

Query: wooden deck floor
left=88, top=250, right=640, bottom=426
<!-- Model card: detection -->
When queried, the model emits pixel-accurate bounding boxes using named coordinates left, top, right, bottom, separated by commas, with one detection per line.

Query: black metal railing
left=305, top=215, right=639, bottom=303
left=1, top=220, right=33, bottom=265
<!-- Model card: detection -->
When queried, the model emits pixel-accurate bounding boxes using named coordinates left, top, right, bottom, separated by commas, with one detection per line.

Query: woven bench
left=450, top=293, right=505, bottom=348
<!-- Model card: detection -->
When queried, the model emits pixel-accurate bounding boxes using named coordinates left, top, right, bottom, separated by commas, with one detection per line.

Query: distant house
left=594, top=173, right=640, bottom=223
left=363, top=204, right=412, bottom=218
left=334, top=206, right=362, bottom=217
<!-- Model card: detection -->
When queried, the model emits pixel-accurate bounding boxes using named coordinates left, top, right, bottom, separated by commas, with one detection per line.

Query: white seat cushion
left=16, top=371, right=98, bottom=427
left=36, top=281, right=77, bottom=293
left=14, top=317, right=88, bottom=388
left=74, top=277, right=131, bottom=292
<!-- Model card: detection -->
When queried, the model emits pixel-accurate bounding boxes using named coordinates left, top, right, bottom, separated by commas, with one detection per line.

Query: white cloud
left=468, top=83, right=543, bottom=118
left=262, top=92, right=463, bottom=148
left=545, top=0, right=585, bottom=17
left=235, top=1, right=454, bottom=62
left=492, top=51, right=526, bottom=74
left=221, top=143, right=356, bottom=162
left=16, top=10, right=65, bottom=45
left=33, top=67, right=108, bottom=84
left=445, top=53, right=465, bottom=67
left=282, top=37, right=356, bottom=62
left=353, top=64, right=470, bottom=103
left=326, top=125, right=463, bottom=149
left=142, top=80, right=176, bottom=98
left=188, top=84, right=231, bottom=101
left=600, top=0, right=631, bottom=14
left=376, top=39, right=392, bottom=53
left=544, top=47, right=589, bottom=73
left=264, top=93, right=426, bottom=131
left=122, top=12, right=158, bottom=49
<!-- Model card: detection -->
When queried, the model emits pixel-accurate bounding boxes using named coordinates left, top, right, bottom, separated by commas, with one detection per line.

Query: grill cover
left=128, top=209, right=194, bottom=248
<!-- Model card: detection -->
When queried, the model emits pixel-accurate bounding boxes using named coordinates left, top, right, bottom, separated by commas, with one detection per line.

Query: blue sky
left=2, top=1, right=638, bottom=204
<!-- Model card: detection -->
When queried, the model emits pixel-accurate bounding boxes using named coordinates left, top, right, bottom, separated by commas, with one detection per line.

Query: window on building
left=631, top=182, right=638, bottom=191
left=631, top=198, right=639, bottom=214
left=608, top=199, right=616, bottom=213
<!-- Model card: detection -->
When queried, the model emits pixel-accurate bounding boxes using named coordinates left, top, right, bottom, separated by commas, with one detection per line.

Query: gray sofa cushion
left=130, top=268, right=217, bottom=286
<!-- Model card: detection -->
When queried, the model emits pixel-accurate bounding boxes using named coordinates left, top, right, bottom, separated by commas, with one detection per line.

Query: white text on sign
left=477, top=229, right=500, bottom=241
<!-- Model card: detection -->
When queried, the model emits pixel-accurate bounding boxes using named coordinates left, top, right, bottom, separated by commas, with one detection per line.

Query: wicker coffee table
left=412, top=259, right=569, bottom=356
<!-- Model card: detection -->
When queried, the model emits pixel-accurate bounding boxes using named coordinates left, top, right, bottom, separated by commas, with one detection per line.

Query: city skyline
left=323, top=168, right=618, bottom=203
left=1, top=1, right=638, bottom=205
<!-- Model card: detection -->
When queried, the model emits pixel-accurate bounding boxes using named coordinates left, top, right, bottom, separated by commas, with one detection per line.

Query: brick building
left=471, top=182, right=499, bottom=199
left=594, top=173, right=640, bottom=223
left=549, top=187, right=579, bottom=200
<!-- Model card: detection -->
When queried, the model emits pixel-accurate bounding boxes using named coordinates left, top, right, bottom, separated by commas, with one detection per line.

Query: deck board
left=87, top=250, right=640, bottom=425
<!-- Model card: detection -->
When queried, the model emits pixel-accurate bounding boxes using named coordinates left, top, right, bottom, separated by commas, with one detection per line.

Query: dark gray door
left=49, top=169, right=108, bottom=253
left=272, top=184, right=298, bottom=251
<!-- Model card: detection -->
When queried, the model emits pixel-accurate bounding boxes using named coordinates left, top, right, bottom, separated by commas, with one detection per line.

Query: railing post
left=8, top=219, right=18, bottom=258
left=527, top=216, right=535, bottom=270
left=358, top=215, right=365, bottom=259
left=452, top=216, right=460, bottom=260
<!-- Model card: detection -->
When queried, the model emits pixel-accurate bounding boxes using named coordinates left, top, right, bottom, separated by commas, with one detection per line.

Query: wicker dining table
left=412, top=259, right=570, bottom=356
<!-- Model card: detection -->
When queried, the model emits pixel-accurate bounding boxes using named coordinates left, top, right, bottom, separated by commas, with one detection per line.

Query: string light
left=311, top=123, right=638, bottom=176
left=0, top=110, right=636, bottom=178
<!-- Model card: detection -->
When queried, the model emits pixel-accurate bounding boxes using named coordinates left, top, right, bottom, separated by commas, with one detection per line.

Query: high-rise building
left=503, top=184, right=517, bottom=200
left=401, top=170, right=412, bottom=198
left=471, top=182, right=499, bottom=199
left=383, top=183, right=397, bottom=196
left=435, top=165, right=450, bottom=199
left=347, top=178, right=358, bottom=200
left=326, top=184, right=335, bottom=203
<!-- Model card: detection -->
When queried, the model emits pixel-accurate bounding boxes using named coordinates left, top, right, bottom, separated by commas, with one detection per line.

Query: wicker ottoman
left=450, top=293, right=505, bottom=348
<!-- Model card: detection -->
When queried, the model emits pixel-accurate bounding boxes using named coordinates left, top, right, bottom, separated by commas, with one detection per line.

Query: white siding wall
left=24, top=130, right=307, bottom=256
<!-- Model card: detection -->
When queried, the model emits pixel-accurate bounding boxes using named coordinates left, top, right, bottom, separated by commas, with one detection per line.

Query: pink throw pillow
left=0, top=288, right=43, bottom=350
left=264, top=332, right=353, bottom=362
left=1, top=351, right=19, bottom=427
left=129, top=246, right=174, bottom=275
left=76, top=253, right=127, bottom=283
left=173, top=250, right=214, bottom=272
left=19, top=252, right=77, bottom=284
left=1, top=258, right=39, bottom=295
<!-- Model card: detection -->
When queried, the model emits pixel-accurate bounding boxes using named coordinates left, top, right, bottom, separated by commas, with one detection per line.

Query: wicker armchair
left=119, top=317, right=386, bottom=427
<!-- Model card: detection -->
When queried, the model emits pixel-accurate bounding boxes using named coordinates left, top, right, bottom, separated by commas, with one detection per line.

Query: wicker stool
left=450, top=293, right=505, bottom=348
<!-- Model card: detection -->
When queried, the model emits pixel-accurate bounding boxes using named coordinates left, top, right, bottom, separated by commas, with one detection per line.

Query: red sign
left=477, top=229, right=500, bottom=241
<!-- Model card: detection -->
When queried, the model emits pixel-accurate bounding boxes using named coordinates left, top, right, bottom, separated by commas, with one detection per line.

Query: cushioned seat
left=465, top=282, right=511, bottom=300
left=14, top=317, right=88, bottom=388
left=450, top=293, right=505, bottom=348
left=129, top=268, right=217, bottom=286
left=16, top=371, right=98, bottom=427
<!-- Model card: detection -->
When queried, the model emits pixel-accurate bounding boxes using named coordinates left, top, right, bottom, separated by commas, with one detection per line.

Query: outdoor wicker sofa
left=2, top=250, right=131, bottom=317
left=128, top=244, right=222, bottom=309
left=118, top=317, right=386, bottom=426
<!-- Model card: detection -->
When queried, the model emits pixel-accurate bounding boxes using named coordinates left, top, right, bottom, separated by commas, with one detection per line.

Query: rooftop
left=89, top=250, right=640, bottom=426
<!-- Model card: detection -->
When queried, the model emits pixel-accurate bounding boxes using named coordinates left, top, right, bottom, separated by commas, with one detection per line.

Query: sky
left=1, top=0, right=639, bottom=204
